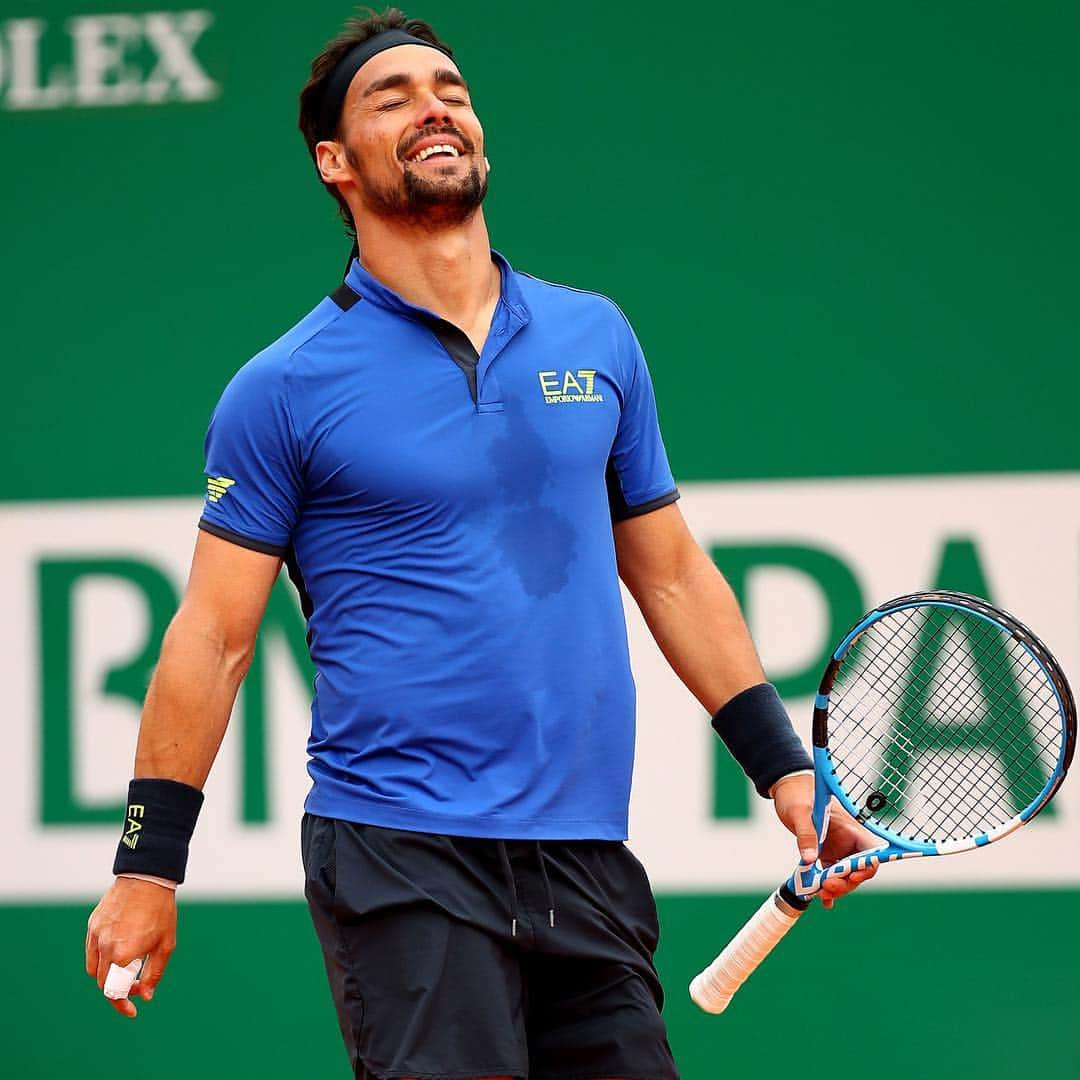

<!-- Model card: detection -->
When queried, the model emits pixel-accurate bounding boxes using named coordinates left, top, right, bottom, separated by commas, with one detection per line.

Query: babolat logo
left=206, top=475, right=235, bottom=503
left=121, top=803, right=145, bottom=849
left=0, top=11, right=218, bottom=111
left=538, top=369, right=604, bottom=404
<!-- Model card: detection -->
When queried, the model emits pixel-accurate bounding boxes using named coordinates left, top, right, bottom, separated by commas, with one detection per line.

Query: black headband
left=317, top=29, right=454, bottom=139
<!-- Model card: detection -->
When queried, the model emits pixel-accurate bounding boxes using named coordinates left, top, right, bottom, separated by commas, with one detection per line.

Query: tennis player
left=85, top=8, right=876, bottom=1077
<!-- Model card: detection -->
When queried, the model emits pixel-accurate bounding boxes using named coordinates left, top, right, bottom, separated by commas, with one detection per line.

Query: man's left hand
left=770, top=772, right=879, bottom=909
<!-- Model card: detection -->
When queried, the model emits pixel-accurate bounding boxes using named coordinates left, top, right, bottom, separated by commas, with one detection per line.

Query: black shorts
left=302, top=814, right=679, bottom=1080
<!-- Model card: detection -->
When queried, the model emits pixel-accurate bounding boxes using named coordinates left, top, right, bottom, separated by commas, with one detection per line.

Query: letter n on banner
left=709, top=544, right=864, bottom=818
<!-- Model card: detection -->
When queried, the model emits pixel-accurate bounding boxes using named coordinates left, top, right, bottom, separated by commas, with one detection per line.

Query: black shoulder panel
left=329, top=283, right=362, bottom=311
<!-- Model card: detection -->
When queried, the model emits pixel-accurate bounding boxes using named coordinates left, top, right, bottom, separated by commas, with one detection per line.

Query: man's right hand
left=86, top=877, right=177, bottom=1018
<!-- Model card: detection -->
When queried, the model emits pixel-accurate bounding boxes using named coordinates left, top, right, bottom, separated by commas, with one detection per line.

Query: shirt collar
left=344, top=248, right=531, bottom=326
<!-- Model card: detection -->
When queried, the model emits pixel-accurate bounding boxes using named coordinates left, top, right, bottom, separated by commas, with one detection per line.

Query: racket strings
left=927, top=660, right=1060, bottom=810
left=852, top=609, right=1037, bottom=762
left=826, top=605, right=1064, bottom=844
left=897, top=616, right=1060, bottom=816
left=838, top=614, right=1059, bottom=839
left=830, top=609, right=972, bottom=778
left=848, top=617, right=1057, bottom=838
left=880, top=619, right=1060, bottom=818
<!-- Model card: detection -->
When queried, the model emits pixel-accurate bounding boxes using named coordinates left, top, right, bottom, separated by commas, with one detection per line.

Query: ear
left=316, top=140, right=351, bottom=185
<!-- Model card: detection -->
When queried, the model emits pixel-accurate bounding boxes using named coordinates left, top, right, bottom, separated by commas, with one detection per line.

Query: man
left=85, top=8, right=875, bottom=1078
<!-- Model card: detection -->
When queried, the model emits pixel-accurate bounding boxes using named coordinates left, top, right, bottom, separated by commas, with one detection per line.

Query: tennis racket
left=690, top=589, right=1076, bottom=1014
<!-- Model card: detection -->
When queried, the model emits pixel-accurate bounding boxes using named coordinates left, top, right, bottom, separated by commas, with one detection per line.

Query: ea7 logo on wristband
left=121, top=803, right=145, bottom=849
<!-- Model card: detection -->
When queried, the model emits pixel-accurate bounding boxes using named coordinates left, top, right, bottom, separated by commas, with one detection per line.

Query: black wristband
left=112, top=778, right=204, bottom=884
left=710, top=683, right=813, bottom=798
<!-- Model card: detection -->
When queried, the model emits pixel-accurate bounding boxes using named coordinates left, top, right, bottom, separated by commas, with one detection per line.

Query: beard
left=351, top=148, right=488, bottom=228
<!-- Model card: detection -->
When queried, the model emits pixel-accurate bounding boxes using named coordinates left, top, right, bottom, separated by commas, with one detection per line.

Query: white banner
left=2, top=474, right=1077, bottom=900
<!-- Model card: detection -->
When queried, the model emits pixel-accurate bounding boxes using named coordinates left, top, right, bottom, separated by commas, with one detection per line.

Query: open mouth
left=403, top=133, right=469, bottom=165
left=408, top=144, right=463, bottom=163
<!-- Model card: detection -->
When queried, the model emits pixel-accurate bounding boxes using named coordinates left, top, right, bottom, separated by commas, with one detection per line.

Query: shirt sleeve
left=197, top=356, right=303, bottom=556
left=606, top=314, right=679, bottom=521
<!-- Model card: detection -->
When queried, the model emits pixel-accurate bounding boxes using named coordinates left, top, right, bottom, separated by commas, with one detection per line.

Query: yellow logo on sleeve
left=537, top=370, right=604, bottom=404
left=206, top=476, right=236, bottom=503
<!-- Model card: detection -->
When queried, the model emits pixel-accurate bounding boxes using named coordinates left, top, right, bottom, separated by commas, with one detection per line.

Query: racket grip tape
left=689, top=888, right=806, bottom=1014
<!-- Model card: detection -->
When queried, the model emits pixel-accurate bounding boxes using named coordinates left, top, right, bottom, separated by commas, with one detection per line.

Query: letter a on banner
left=881, top=537, right=1056, bottom=818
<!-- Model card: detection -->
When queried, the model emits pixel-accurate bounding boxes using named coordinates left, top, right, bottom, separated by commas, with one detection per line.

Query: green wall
left=8, top=892, right=1079, bottom=1079
left=3, top=2, right=1078, bottom=1077
left=5, top=1, right=1079, bottom=499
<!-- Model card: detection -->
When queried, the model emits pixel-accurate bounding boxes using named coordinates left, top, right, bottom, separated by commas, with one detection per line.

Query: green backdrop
left=3, top=2, right=1077, bottom=1077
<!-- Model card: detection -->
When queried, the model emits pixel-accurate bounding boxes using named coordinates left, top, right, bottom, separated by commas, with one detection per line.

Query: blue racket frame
left=782, top=590, right=1076, bottom=905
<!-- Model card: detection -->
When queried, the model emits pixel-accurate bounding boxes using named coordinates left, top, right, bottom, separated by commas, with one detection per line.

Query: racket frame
left=787, top=590, right=1077, bottom=902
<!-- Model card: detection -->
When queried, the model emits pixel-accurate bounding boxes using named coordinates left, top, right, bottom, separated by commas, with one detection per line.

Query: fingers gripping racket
left=690, top=590, right=1076, bottom=1014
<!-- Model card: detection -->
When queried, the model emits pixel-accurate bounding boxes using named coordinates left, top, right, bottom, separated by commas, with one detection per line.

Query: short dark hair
left=298, top=7, right=455, bottom=236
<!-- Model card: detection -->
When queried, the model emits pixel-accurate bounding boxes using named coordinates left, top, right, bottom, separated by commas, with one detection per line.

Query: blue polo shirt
left=199, top=251, right=678, bottom=839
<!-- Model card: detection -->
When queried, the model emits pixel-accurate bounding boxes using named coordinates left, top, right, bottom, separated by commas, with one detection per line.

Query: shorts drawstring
left=496, top=840, right=521, bottom=937
left=496, top=840, right=557, bottom=935
left=535, top=842, right=556, bottom=928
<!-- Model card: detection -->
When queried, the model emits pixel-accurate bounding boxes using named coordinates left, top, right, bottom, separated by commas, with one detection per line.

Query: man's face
left=334, top=44, right=488, bottom=226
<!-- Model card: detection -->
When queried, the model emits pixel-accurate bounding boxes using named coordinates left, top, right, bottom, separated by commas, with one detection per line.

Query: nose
left=415, top=89, right=451, bottom=129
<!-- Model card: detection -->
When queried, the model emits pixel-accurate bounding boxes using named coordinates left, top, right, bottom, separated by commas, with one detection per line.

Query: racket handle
left=689, top=887, right=807, bottom=1014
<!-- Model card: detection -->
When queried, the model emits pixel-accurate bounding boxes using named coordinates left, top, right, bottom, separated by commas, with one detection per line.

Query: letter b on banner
left=38, top=558, right=179, bottom=824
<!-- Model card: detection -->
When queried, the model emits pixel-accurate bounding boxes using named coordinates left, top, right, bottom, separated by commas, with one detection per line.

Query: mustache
left=399, top=125, right=475, bottom=160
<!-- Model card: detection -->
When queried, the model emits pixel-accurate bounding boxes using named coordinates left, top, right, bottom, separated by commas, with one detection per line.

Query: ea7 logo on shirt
left=537, top=369, right=604, bottom=404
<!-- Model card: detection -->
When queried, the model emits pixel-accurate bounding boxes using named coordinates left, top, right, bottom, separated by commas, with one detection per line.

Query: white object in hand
left=104, top=958, right=143, bottom=1000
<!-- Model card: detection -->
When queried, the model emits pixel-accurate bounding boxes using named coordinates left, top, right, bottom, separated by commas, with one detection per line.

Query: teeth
left=414, top=144, right=461, bottom=162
